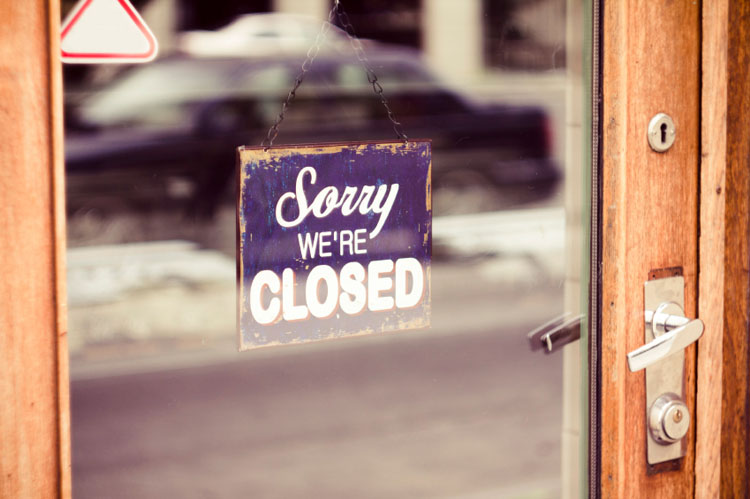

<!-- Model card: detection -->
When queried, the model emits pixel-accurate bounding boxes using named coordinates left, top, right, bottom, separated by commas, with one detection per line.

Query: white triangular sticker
left=61, top=0, right=158, bottom=63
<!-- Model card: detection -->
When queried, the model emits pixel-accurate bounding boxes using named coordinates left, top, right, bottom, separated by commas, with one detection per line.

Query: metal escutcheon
left=647, top=113, right=676, bottom=152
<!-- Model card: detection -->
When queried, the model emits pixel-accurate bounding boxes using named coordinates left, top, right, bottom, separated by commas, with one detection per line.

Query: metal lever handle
left=527, top=313, right=583, bottom=354
left=627, top=302, right=704, bottom=372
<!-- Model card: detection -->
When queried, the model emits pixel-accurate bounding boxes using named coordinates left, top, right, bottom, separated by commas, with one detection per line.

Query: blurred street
left=72, top=319, right=563, bottom=499
left=68, top=206, right=566, bottom=498
left=67, top=206, right=564, bottom=362
left=62, top=1, right=576, bottom=494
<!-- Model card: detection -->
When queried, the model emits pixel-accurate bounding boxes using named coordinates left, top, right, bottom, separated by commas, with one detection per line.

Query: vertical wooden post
left=600, top=0, right=700, bottom=496
left=697, top=0, right=750, bottom=496
left=0, top=1, right=71, bottom=498
left=696, top=1, right=727, bottom=496
left=720, top=4, right=750, bottom=493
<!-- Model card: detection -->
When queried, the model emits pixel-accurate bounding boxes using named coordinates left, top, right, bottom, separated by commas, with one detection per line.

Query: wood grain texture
left=697, top=1, right=750, bottom=495
left=0, top=1, right=70, bottom=498
left=49, top=0, right=72, bottom=495
left=696, top=0, right=728, bottom=497
left=600, top=0, right=700, bottom=497
left=721, top=0, right=750, bottom=495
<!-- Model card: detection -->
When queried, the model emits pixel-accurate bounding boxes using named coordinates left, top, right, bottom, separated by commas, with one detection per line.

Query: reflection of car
left=178, top=13, right=349, bottom=57
left=65, top=48, right=559, bottom=218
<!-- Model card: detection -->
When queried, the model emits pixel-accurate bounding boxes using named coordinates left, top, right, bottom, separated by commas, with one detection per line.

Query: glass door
left=64, top=0, right=593, bottom=496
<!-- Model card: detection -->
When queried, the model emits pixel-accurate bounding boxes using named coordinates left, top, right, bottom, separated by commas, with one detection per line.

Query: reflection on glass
left=66, top=0, right=584, bottom=497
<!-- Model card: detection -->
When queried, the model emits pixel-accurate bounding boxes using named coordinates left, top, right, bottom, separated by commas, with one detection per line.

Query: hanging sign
left=61, top=0, right=158, bottom=63
left=237, top=141, right=432, bottom=350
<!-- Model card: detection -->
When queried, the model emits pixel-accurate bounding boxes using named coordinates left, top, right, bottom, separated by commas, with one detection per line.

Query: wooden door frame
left=696, top=0, right=750, bottom=496
left=0, top=1, right=71, bottom=498
left=1, top=0, right=748, bottom=497
left=599, top=0, right=750, bottom=496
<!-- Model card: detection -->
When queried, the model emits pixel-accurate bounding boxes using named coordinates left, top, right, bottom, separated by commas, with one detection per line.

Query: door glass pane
left=65, top=0, right=591, bottom=497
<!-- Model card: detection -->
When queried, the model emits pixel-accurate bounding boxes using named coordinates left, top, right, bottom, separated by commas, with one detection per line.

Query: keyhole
left=648, top=113, right=675, bottom=152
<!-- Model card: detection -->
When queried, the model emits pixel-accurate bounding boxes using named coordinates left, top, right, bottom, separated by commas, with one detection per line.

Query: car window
left=332, top=61, right=467, bottom=118
left=238, top=64, right=293, bottom=93
left=80, top=60, right=231, bottom=127
left=336, top=61, right=434, bottom=88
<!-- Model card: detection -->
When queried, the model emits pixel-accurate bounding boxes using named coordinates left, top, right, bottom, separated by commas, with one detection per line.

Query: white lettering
left=368, top=259, right=394, bottom=312
left=340, top=186, right=359, bottom=215
left=318, top=231, right=333, bottom=257
left=275, top=166, right=398, bottom=239
left=395, top=258, right=424, bottom=308
left=249, top=270, right=281, bottom=325
left=282, top=269, right=308, bottom=321
left=276, top=166, right=315, bottom=228
left=339, top=230, right=354, bottom=256
left=339, top=262, right=367, bottom=315
left=354, top=229, right=367, bottom=254
left=311, top=187, right=342, bottom=218
left=359, top=184, right=400, bottom=239
left=248, top=258, right=425, bottom=326
left=306, top=265, right=339, bottom=319
left=297, top=232, right=319, bottom=259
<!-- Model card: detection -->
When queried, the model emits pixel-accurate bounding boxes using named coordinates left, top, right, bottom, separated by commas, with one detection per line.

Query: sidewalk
left=67, top=207, right=566, bottom=376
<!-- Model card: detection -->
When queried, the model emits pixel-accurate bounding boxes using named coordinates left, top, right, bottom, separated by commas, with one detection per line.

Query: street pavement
left=71, top=286, right=564, bottom=499
left=68, top=210, right=566, bottom=498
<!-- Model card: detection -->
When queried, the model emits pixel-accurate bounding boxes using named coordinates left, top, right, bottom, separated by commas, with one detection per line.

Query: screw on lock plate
left=647, top=113, right=676, bottom=152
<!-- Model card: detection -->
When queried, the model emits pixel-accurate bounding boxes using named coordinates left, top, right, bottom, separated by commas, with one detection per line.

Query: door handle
left=626, top=304, right=704, bottom=372
left=527, top=313, right=583, bottom=354
left=628, top=275, right=703, bottom=465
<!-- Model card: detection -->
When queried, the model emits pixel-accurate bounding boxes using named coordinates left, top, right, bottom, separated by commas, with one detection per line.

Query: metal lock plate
left=647, top=113, right=676, bottom=152
left=644, top=276, right=687, bottom=464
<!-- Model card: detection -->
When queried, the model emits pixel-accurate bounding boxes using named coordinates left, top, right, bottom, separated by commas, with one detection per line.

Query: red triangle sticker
left=61, top=0, right=158, bottom=63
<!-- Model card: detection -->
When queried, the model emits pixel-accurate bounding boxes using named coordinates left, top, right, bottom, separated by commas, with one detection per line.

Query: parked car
left=65, top=47, right=559, bottom=219
left=178, top=13, right=350, bottom=58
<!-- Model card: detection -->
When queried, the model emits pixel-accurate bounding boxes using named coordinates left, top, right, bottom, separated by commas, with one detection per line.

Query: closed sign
left=237, top=141, right=432, bottom=349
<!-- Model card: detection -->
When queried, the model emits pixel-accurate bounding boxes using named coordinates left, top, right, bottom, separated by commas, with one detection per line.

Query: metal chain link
left=335, top=7, right=408, bottom=143
left=261, top=0, right=408, bottom=149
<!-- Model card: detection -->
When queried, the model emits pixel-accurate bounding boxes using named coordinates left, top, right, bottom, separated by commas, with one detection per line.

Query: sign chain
left=335, top=8, right=408, bottom=143
left=261, top=0, right=408, bottom=149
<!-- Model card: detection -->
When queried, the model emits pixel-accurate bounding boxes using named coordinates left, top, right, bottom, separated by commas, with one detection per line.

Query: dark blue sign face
left=237, top=141, right=432, bottom=349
